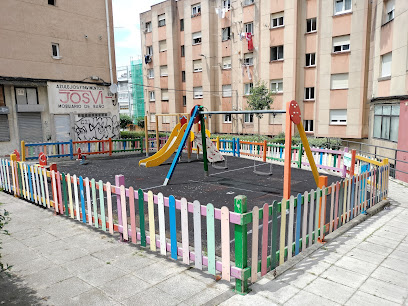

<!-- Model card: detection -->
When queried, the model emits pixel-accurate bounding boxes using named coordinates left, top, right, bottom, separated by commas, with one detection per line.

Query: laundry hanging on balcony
left=246, top=33, right=254, bottom=51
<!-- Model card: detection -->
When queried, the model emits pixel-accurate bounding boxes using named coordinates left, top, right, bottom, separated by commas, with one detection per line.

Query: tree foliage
left=120, top=114, right=133, bottom=129
left=246, top=81, right=274, bottom=119
left=0, top=205, right=11, bottom=274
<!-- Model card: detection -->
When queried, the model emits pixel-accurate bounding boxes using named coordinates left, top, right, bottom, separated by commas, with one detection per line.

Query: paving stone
left=182, top=286, right=228, bottom=305
left=345, top=289, right=399, bottom=306
left=219, top=292, right=279, bottom=306
left=304, top=277, right=356, bottom=304
left=252, top=279, right=300, bottom=304
left=8, top=255, right=55, bottom=276
left=365, top=235, right=401, bottom=249
left=155, top=273, right=207, bottom=301
left=278, top=269, right=317, bottom=289
left=134, top=261, right=187, bottom=285
left=389, top=249, right=408, bottom=263
left=381, top=257, right=408, bottom=274
left=43, top=247, right=90, bottom=265
left=292, top=258, right=331, bottom=276
left=70, top=288, right=120, bottom=306
left=122, top=287, right=179, bottom=306
left=354, top=241, right=393, bottom=257
left=76, top=264, right=128, bottom=287
left=98, top=274, right=150, bottom=301
left=320, top=265, right=368, bottom=289
left=359, top=277, right=408, bottom=304
left=23, top=266, right=74, bottom=290
left=334, top=255, right=378, bottom=275
left=37, top=276, right=93, bottom=301
left=285, top=290, right=341, bottom=306
left=346, top=246, right=386, bottom=265
left=371, top=266, right=408, bottom=289
left=90, top=244, right=134, bottom=262
left=61, top=255, right=105, bottom=274
left=110, top=252, right=155, bottom=272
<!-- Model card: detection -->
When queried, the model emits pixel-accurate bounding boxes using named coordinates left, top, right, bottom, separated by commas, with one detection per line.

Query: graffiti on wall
left=74, top=115, right=120, bottom=141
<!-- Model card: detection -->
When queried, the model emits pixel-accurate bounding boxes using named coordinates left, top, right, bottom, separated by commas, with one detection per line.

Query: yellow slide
left=139, top=123, right=188, bottom=167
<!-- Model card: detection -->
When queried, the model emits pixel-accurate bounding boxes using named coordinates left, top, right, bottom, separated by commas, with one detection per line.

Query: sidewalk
left=0, top=180, right=407, bottom=305
left=218, top=179, right=408, bottom=305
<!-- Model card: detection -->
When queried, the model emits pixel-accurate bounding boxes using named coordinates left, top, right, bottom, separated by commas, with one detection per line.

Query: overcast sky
left=112, top=0, right=163, bottom=68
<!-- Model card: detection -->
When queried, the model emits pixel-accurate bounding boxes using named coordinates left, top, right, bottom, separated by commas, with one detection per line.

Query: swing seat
left=253, top=161, right=273, bottom=176
left=212, top=158, right=228, bottom=170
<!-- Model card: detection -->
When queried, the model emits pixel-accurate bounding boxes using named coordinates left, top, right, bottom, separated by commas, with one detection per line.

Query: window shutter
left=222, top=57, right=231, bottom=68
left=333, top=35, right=350, bottom=47
left=192, top=32, right=201, bottom=39
left=222, top=85, right=232, bottom=97
left=193, top=60, right=202, bottom=71
left=381, top=53, right=392, bottom=77
left=159, top=40, right=167, bottom=52
left=331, top=73, right=349, bottom=89
left=162, top=90, right=169, bottom=100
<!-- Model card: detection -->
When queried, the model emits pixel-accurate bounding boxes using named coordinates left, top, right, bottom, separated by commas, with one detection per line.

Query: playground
left=57, top=153, right=340, bottom=212
left=0, top=101, right=390, bottom=294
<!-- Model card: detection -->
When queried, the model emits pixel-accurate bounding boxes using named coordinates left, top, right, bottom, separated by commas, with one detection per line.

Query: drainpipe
left=105, top=0, right=114, bottom=84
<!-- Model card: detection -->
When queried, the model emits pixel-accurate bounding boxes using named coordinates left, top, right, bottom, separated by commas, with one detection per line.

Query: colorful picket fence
left=0, top=156, right=390, bottom=293
left=112, top=138, right=144, bottom=153
left=22, top=140, right=73, bottom=161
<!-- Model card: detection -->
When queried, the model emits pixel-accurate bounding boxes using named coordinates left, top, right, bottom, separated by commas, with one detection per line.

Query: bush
left=0, top=204, right=11, bottom=274
left=120, top=131, right=169, bottom=139
left=120, top=114, right=133, bottom=129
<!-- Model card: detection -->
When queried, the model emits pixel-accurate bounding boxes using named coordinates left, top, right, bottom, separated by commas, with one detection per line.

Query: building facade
left=117, top=65, right=133, bottom=117
left=140, top=0, right=408, bottom=175
left=140, top=0, right=376, bottom=137
left=0, top=0, right=118, bottom=156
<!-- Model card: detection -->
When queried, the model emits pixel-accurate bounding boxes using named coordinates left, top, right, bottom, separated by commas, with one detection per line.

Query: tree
left=246, top=81, right=274, bottom=138
left=120, top=114, right=133, bottom=130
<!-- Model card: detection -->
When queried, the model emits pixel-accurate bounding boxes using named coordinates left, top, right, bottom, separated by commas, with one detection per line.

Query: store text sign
left=52, top=83, right=113, bottom=110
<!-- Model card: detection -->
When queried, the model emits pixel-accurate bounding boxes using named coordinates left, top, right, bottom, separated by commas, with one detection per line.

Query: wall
left=396, top=100, right=408, bottom=182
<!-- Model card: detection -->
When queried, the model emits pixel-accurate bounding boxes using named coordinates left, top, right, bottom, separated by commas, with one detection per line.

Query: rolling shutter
left=17, top=112, right=43, bottom=143
left=0, top=115, right=10, bottom=141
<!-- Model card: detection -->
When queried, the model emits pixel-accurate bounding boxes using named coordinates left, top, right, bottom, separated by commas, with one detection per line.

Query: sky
left=112, top=0, right=163, bottom=68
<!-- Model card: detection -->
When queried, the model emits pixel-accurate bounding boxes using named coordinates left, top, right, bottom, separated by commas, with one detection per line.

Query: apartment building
left=117, top=66, right=133, bottom=116
left=366, top=0, right=408, bottom=181
left=0, top=0, right=118, bottom=155
left=140, top=0, right=374, bottom=137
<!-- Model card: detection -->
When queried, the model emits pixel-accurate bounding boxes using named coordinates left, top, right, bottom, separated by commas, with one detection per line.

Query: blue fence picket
left=79, top=176, right=86, bottom=223
left=169, top=195, right=177, bottom=260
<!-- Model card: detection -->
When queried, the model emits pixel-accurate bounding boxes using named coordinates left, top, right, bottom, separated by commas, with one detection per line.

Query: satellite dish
left=110, top=83, right=118, bottom=94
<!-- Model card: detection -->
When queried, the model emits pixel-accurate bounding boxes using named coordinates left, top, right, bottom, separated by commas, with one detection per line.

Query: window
left=224, top=114, right=232, bottom=123
left=244, top=83, right=253, bottom=95
left=271, top=12, right=284, bottom=28
left=145, top=21, right=152, bottom=33
left=180, top=19, right=184, bottom=31
left=244, top=113, right=254, bottom=123
left=158, top=14, right=166, bottom=27
left=0, top=114, right=10, bottom=142
left=147, top=68, right=154, bottom=79
left=192, top=32, right=202, bottom=45
left=270, top=46, right=284, bottom=61
left=183, top=96, right=187, bottom=106
left=193, top=60, right=202, bottom=72
left=182, top=71, right=186, bottom=82
left=243, top=53, right=253, bottom=66
left=305, top=53, right=316, bottom=67
left=192, top=3, right=201, bottom=17
left=243, top=0, right=254, bottom=6
left=304, top=87, right=315, bottom=100
left=331, top=73, right=349, bottom=89
left=330, top=109, right=347, bottom=125
left=222, top=0, right=231, bottom=10
left=159, top=40, right=167, bottom=52
left=15, top=88, right=38, bottom=105
left=161, top=89, right=169, bottom=101
left=270, top=79, right=283, bottom=93
left=160, top=65, right=168, bottom=77
left=149, top=91, right=155, bottom=101
left=222, top=85, right=232, bottom=97
left=48, top=0, right=55, bottom=5
left=193, top=87, right=203, bottom=99
left=334, top=0, right=352, bottom=15
left=306, top=18, right=317, bottom=33
left=51, top=43, right=60, bottom=59
left=222, top=27, right=231, bottom=41
left=381, top=52, right=392, bottom=78
left=244, top=22, right=253, bottom=34
left=181, top=45, right=185, bottom=57
left=304, top=120, right=314, bottom=132
left=162, top=116, right=170, bottom=124
left=150, top=114, right=156, bottom=122
left=374, top=104, right=399, bottom=142
left=146, top=45, right=153, bottom=55
left=333, top=35, right=350, bottom=53
left=222, top=56, right=231, bottom=69
left=384, top=0, right=395, bottom=23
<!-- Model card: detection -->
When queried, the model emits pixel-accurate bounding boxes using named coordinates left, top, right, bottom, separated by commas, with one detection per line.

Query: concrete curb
left=205, top=198, right=391, bottom=305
